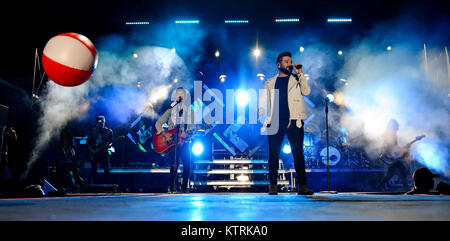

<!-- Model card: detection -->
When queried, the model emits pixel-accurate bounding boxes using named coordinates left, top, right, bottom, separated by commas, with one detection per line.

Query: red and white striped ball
left=42, top=33, right=98, bottom=87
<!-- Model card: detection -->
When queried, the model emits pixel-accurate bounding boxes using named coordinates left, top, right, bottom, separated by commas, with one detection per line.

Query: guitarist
left=377, top=119, right=412, bottom=191
left=87, top=115, right=113, bottom=184
left=155, top=87, right=194, bottom=193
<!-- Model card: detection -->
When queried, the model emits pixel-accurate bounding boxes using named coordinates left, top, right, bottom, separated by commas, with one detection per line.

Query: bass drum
left=319, top=146, right=341, bottom=166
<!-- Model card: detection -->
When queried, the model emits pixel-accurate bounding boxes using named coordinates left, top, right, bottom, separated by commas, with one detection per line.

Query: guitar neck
left=405, top=136, right=424, bottom=148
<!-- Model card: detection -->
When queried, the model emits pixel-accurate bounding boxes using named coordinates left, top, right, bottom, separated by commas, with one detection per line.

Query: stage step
left=194, top=159, right=267, bottom=164
left=191, top=180, right=290, bottom=186
left=192, top=169, right=295, bottom=174
left=96, top=168, right=387, bottom=174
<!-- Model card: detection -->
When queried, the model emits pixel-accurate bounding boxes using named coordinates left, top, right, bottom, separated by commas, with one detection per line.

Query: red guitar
left=153, top=125, right=211, bottom=155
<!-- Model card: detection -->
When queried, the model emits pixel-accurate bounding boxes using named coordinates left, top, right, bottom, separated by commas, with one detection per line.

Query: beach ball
left=42, top=33, right=98, bottom=87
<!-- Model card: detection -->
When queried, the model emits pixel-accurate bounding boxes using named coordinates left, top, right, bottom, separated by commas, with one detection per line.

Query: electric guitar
left=153, top=125, right=212, bottom=155
left=88, top=135, right=125, bottom=157
left=379, top=135, right=425, bottom=165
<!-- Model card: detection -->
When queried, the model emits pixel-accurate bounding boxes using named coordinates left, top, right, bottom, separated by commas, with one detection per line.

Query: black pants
left=380, top=160, right=409, bottom=188
left=268, top=120, right=306, bottom=185
left=89, top=152, right=110, bottom=184
left=168, top=143, right=191, bottom=189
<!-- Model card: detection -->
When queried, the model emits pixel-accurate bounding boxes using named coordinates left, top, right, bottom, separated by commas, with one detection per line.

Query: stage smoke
left=23, top=34, right=194, bottom=179
left=335, top=17, right=449, bottom=176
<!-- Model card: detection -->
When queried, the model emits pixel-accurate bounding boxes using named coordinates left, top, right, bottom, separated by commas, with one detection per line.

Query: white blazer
left=258, top=72, right=311, bottom=133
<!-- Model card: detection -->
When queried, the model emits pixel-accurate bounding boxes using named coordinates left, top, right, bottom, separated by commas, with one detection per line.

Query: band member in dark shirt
left=59, top=125, right=83, bottom=190
left=377, top=119, right=410, bottom=191
left=0, top=125, right=17, bottom=181
left=87, top=115, right=113, bottom=184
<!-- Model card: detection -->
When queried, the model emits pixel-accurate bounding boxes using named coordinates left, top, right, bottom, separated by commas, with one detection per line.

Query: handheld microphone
left=170, top=96, right=182, bottom=108
left=288, top=64, right=302, bottom=72
left=287, top=66, right=299, bottom=81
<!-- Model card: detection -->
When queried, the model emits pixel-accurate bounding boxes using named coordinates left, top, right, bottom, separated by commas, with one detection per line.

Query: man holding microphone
left=258, top=51, right=313, bottom=195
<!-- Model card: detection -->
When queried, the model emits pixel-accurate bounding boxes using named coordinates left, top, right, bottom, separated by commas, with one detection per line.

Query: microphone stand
left=320, top=98, right=338, bottom=194
left=173, top=106, right=183, bottom=193
left=168, top=98, right=182, bottom=192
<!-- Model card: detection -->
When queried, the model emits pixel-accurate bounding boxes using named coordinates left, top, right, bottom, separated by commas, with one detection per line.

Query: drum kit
left=303, top=125, right=370, bottom=169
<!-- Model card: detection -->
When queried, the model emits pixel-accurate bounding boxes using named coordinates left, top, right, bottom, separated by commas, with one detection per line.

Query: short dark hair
left=96, top=115, right=105, bottom=123
left=277, top=51, right=292, bottom=64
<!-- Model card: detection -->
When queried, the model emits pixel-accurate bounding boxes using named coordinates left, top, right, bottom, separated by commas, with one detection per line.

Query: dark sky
left=0, top=0, right=448, bottom=84
left=0, top=0, right=447, bottom=175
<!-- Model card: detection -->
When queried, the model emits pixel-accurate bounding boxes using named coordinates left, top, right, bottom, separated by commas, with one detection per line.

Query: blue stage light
left=275, top=18, right=300, bottom=23
left=175, top=20, right=200, bottom=24
left=253, top=48, right=261, bottom=57
left=326, top=94, right=335, bottom=103
left=192, top=142, right=204, bottom=155
left=327, top=18, right=352, bottom=23
left=125, top=22, right=150, bottom=25
left=236, top=90, right=249, bottom=106
left=225, top=20, right=249, bottom=23
left=283, top=144, right=291, bottom=154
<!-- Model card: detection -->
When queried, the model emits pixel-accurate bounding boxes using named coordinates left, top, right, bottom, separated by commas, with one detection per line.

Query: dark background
left=0, top=0, right=448, bottom=183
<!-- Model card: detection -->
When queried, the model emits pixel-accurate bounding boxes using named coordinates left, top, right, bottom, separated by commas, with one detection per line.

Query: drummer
left=338, top=128, right=350, bottom=147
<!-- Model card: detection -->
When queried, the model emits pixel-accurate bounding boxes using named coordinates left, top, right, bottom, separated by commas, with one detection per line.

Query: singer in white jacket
left=258, top=51, right=313, bottom=195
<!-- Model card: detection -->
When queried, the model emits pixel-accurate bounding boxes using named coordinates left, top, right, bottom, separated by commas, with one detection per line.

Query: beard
left=278, top=66, right=292, bottom=75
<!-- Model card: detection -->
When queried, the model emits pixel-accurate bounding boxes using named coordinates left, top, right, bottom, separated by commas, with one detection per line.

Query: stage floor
left=0, top=192, right=449, bottom=221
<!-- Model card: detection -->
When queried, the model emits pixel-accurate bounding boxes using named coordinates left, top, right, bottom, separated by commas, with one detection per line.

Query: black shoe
left=404, top=187, right=429, bottom=195
left=181, top=185, right=190, bottom=193
left=297, top=185, right=314, bottom=195
left=169, top=183, right=177, bottom=193
left=269, top=184, right=278, bottom=195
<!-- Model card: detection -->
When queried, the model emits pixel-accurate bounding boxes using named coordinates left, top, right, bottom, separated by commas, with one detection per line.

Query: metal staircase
left=190, top=158, right=295, bottom=191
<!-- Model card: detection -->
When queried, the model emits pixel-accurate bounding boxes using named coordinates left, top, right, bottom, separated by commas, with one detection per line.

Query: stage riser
left=92, top=171, right=389, bottom=192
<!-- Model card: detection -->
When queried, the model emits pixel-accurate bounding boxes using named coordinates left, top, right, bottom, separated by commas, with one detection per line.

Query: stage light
left=225, top=20, right=249, bottom=23
left=387, top=46, right=392, bottom=51
left=236, top=175, right=250, bottom=182
left=283, top=144, right=291, bottom=154
left=236, top=90, right=249, bottom=106
left=326, top=94, right=335, bottom=103
left=175, top=20, right=199, bottom=24
left=257, top=73, right=265, bottom=81
left=215, top=50, right=220, bottom=58
left=338, top=50, right=343, bottom=55
left=173, top=78, right=178, bottom=83
left=253, top=48, right=261, bottom=57
left=133, top=53, right=139, bottom=58
left=171, top=48, right=176, bottom=53
left=299, top=46, right=305, bottom=52
left=332, top=91, right=346, bottom=106
left=136, top=81, right=141, bottom=88
left=275, top=18, right=300, bottom=23
left=327, top=18, right=352, bottom=23
left=219, top=75, right=227, bottom=83
left=125, top=22, right=150, bottom=25
left=192, top=142, right=204, bottom=155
